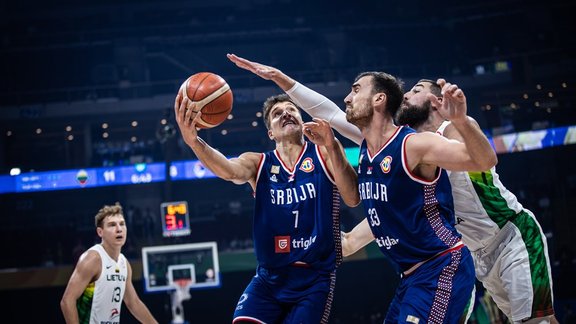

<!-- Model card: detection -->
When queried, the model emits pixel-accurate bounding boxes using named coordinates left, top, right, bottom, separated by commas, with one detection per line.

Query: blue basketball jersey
left=253, top=142, right=341, bottom=272
left=357, top=126, right=460, bottom=273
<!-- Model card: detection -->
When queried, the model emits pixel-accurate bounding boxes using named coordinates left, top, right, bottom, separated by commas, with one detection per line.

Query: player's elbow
left=123, top=296, right=137, bottom=311
left=341, top=232, right=359, bottom=257
left=489, top=152, right=498, bottom=168
left=343, top=196, right=361, bottom=208
left=341, top=236, right=352, bottom=258
left=60, top=297, right=73, bottom=315
left=475, top=151, right=498, bottom=171
left=219, top=171, right=246, bottom=185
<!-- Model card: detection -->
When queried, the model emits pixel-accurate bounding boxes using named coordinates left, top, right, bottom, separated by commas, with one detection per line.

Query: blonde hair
left=95, top=202, right=124, bottom=228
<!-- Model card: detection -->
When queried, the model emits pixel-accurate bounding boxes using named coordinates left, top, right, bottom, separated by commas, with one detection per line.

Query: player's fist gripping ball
left=178, top=72, right=233, bottom=129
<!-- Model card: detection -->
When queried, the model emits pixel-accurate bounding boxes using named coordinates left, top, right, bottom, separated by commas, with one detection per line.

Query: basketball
left=178, top=72, right=233, bottom=129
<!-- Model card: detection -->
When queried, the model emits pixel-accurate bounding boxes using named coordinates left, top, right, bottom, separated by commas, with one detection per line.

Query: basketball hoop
left=175, top=279, right=192, bottom=291
left=171, top=279, right=192, bottom=324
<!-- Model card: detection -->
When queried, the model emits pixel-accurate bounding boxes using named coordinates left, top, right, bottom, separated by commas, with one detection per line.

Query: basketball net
left=171, top=279, right=192, bottom=324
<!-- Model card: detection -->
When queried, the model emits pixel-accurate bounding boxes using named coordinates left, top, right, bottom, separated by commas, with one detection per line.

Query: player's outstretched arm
left=174, top=94, right=260, bottom=187
left=227, top=53, right=362, bottom=145
left=408, top=80, right=497, bottom=172
left=227, top=53, right=296, bottom=91
left=123, top=262, right=158, bottom=324
left=61, top=251, right=101, bottom=324
left=429, top=79, right=497, bottom=171
left=341, top=219, right=374, bottom=257
left=304, top=118, right=360, bottom=208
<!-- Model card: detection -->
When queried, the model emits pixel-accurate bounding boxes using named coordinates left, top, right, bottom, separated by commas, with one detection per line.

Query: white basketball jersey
left=437, top=121, right=526, bottom=252
left=78, top=244, right=128, bottom=324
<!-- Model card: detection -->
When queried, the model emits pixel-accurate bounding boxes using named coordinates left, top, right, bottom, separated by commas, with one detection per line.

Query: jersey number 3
left=112, top=287, right=122, bottom=303
left=368, top=208, right=381, bottom=226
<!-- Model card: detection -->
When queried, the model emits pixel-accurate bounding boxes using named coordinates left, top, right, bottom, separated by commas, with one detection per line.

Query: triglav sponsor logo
left=274, top=235, right=317, bottom=252
left=275, top=236, right=290, bottom=253
left=375, top=236, right=399, bottom=250
left=292, top=235, right=316, bottom=250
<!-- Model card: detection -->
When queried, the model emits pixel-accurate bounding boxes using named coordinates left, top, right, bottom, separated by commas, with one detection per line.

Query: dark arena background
left=1, top=0, right=575, bottom=323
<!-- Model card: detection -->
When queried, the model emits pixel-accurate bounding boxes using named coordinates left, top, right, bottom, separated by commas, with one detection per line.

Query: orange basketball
left=178, top=72, right=233, bottom=129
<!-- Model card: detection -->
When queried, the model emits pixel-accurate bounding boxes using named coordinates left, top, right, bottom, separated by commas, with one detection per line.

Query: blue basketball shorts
left=385, top=246, right=476, bottom=324
left=233, top=265, right=336, bottom=324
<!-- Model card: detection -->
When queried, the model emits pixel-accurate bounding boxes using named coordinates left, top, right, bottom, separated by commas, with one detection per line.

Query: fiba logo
left=274, top=236, right=291, bottom=253
left=299, top=157, right=315, bottom=172
left=380, top=156, right=392, bottom=174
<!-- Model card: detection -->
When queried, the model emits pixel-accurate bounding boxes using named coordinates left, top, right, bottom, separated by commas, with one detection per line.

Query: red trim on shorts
left=402, top=241, right=464, bottom=277
left=291, top=261, right=310, bottom=268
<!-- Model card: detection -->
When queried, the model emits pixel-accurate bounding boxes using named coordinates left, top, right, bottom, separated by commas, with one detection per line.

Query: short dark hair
left=417, top=79, right=442, bottom=97
left=262, top=94, right=299, bottom=129
left=355, top=72, right=404, bottom=118
left=95, top=202, right=124, bottom=228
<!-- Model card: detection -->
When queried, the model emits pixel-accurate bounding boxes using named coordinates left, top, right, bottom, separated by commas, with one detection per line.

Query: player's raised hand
left=227, top=53, right=280, bottom=80
left=174, top=95, right=202, bottom=144
left=303, top=118, right=338, bottom=147
left=427, top=78, right=468, bottom=124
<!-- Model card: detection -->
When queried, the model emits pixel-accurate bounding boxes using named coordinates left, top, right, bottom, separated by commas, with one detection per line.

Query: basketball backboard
left=141, top=242, right=220, bottom=293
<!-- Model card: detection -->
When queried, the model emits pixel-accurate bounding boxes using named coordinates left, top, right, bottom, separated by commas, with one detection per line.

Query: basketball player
left=60, top=203, right=158, bottom=324
left=393, top=80, right=556, bottom=324
left=227, top=55, right=557, bottom=323
left=174, top=92, right=360, bottom=323
left=228, top=54, right=498, bottom=323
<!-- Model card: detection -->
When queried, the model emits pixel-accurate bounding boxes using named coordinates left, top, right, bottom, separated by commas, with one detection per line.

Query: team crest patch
left=380, top=156, right=392, bottom=174
left=271, top=165, right=280, bottom=174
left=299, top=157, right=314, bottom=172
left=274, top=236, right=291, bottom=253
left=110, top=308, right=120, bottom=321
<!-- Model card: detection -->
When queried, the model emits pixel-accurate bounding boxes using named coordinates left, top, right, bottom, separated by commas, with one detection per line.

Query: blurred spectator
left=71, top=238, right=87, bottom=265
left=41, top=248, right=55, bottom=267
left=554, top=245, right=576, bottom=299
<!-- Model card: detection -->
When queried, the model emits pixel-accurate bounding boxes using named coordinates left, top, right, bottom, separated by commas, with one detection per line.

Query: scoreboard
left=160, top=201, right=191, bottom=237
left=4, top=161, right=217, bottom=194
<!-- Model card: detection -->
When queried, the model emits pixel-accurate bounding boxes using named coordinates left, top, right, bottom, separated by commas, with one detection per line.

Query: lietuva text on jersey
left=106, top=274, right=126, bottom=282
